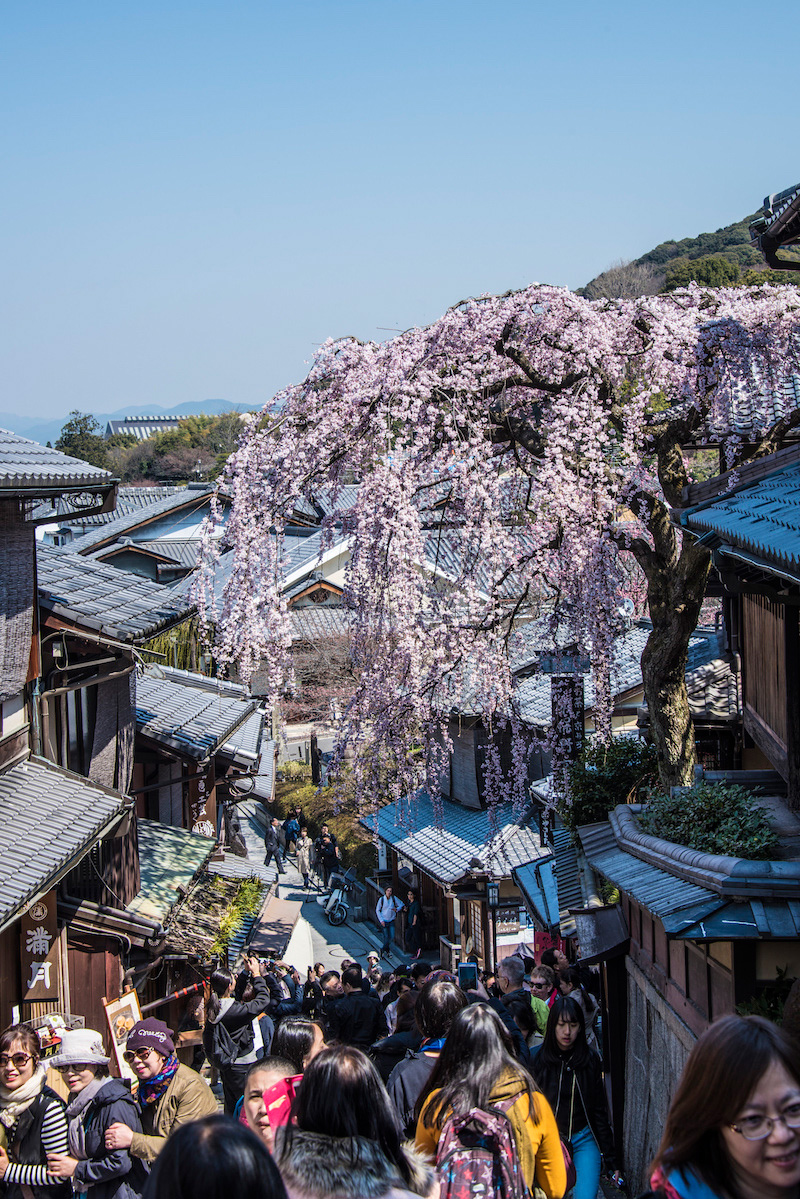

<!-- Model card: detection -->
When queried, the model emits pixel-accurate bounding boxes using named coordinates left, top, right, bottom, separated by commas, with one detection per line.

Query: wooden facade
left=741, top=595, right=800, bottom=805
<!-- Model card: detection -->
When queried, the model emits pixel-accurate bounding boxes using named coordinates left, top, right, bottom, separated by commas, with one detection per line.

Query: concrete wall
left=623, top=958, right=696, bottom=1192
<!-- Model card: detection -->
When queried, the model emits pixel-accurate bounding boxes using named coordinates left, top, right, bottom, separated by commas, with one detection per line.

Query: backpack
left=435, top=1094, right=527, bottom=1199
left=204, top=1019, right=249, bottom=1069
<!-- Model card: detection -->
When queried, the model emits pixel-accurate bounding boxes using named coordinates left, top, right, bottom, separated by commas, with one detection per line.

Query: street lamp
left=486, top=881, right=499, bottom=972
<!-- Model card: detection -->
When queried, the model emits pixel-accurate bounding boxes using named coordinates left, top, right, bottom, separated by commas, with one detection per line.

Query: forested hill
left=579, top=212, right=800, bottom=299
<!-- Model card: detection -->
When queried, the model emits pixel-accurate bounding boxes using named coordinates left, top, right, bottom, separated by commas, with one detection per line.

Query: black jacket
left=203, top=973, right=271, bottom=1066
left=71, top=1079, right=148, bottom=1199
left=477, top=996, right=531, bottom=1067
left=386, top=1049, right=438, bottom=1139
left=326, top=990, right=388, bottom=1049
left=531, top=1045, right=617, bottom=1168
left=370, top=1028, right=422, bottom=1082
left=264, top=824, right=280, bottom=853
left=4, top=1087, right=70, bottom=1199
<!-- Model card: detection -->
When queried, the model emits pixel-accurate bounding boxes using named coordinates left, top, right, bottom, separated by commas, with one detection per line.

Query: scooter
left=315, top=867, right=355, bottom=926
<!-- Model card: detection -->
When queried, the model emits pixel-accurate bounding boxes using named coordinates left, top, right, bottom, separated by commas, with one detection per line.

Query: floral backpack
left=435, top=1095, right=527, bottom=1199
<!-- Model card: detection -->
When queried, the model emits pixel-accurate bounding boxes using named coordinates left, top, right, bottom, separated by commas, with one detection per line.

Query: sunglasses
left=55, top=1063, right=93, bottom=1075
left=123, top=1048, right=154, bottom=1065
left=0, top=1053, right=33, bottom=1069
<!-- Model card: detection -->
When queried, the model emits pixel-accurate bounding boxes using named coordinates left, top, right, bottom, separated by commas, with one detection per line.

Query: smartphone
left=457, top=962, right=479, bottom=991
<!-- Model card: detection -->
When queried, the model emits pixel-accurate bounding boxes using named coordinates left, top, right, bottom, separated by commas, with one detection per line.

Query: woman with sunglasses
left=645, top=1014, right=800, bottom=1199
left=104, top=1019, right=216, bottom=1164
left=45, top=1029, right=147, bottom=1199
left=0, top=1024, right=69, bottom=1199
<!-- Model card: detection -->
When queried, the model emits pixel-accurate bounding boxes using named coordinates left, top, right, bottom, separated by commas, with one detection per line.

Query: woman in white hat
left=45, top=1029, right=147, bottom=1199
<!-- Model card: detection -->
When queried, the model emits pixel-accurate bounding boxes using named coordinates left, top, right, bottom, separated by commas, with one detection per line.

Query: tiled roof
left=106, top=417, right=182, bottom=441
left=138, top=539, right=204, bottom=568
left=56, top=486, right=182, bottom=530
left=249, top=740, right=276, bottom=801
left=0, top=757, right=129, bottom=930
left=681, top=460, right=800, bottom=582
left=136, top=671, right=257, bottom=760
left=513, top=623, right=722, bottom=727
left=67, top=486, right=214, bottom=554
left=362, top=792, right=549, bottom=884
left=158, top=666, right=248, bottom=698
left=0, top=428, right=114, bottom=492
left=219, top=710, right=266, bottom=765
left=37, top=545, right=195, bottom=642
left=128, top=818, right=214, bottom=924
left=512, top=858, right=559, bottom=929
left=291, top=607, right=352, bottom=641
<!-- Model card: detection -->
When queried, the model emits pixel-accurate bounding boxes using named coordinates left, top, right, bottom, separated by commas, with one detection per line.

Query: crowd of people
left=1, top=943, right=799, bottom=1199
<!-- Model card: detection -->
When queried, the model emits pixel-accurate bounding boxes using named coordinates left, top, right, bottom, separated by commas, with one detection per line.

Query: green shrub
left=639, top=781, right=778, bottom=860
left=562, top=737, right=658, bottom=829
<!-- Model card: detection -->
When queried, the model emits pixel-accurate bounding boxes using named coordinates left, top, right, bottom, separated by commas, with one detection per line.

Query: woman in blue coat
left=46, top=1029, right=147, bottom=1199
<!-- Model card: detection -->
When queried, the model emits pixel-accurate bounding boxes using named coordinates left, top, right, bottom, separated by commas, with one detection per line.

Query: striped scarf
left=138, top=1053, right=179, bottom=1108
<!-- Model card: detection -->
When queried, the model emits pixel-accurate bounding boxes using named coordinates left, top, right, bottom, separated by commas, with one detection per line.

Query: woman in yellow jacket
left=415, top=1003, right=566, bottom=1199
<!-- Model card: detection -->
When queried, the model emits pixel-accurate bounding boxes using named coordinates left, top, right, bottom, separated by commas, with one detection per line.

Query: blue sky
left=3, top=0, right=799, bottom=419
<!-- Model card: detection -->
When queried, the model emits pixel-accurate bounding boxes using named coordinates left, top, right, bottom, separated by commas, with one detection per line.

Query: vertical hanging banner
left=21, top=891, right=60, bottom=1001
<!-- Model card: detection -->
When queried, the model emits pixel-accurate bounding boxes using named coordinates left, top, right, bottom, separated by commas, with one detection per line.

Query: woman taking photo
left=415, top=1002, right=566, bottom=1199
left=274, top=1044, right=436, bottom=1199
left=204, top=955, right=273, bottom=1113
left=45, top=1029, right=147, bottom=1199
left=0, top=1024, right=69, bottom=1199
left=533, top=996, right=620, bottom=1199
left=646, top=1014, right=800, bottom=1199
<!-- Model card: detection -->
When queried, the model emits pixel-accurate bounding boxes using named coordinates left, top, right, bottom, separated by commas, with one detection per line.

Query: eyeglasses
left=530, top=981, right=550, bottom=989
left=123, top=1048, right=153, bottom=1065
left=0, top=1053, right=33, bottom=1070
left=55, top=1064, right=90, bottom=1075
left=731, top=1104, right=800, bottom=1140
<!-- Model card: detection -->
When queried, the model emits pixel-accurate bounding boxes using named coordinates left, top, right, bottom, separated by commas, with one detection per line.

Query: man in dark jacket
left=387, top=978, right=469, bottom=1137
left=325, top=967, right=388, bottom=1049
left=263, top=818, right=285, bottom=874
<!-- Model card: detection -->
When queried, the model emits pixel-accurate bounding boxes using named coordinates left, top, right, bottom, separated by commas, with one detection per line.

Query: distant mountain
left=0, top=399, right=257, bottom=448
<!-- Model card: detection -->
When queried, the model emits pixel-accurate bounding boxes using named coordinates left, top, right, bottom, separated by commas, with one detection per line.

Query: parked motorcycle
left=315, top=867, right=356, bottom=926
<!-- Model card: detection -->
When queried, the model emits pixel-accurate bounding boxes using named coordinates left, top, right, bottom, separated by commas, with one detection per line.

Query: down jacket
left=273, top=1128, right=435, bottom=1199
left=69, top=1079, right=148, bottom=1199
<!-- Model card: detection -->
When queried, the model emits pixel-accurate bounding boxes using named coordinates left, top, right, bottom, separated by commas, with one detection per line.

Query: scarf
left=0, top=1063, right=46, bottom=1130
left=650, top=1165, right=723, bottom=1199
left=421, top=1037, right=446, bottom=1052
left=138, top=1054, right=179, bottom=1108
left=67, top=1077, right=110, bottom=1194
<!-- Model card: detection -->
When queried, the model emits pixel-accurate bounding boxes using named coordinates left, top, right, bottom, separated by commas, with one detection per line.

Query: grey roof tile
left=67, top=486, right=215, bottom=554
left=37, top=545, right=195, bottom=642
left=0, top=756, right=129, bottom=928
left=0, top=428, right=113, bottom=492
left=291, top=607, right=352, bottom=642
left=362, top=792, right=548, bottom=884
left=136, top=672, right=257, bottom=760
left=682, top=460, right=800, bottom=580
left=137, top=539, right=204, bottom=568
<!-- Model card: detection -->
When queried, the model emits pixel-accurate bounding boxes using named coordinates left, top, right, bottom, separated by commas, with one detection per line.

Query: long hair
left=653, top=1015, right=800, bottom=1199
left=272, top=1019, right=317, bottom=1073
left=142, top=1113, right=286, bottom=1199
left=418, top=1003, right=537, bottom=1129
left=207, top=969, right=234, bottom=1023
left=537, top=995, right=592, bottom=1069
left=289, top=1045, right=412, bottom=1186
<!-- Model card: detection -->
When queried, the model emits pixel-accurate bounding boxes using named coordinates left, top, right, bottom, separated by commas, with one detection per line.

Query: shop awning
left=512, top=857, right=559, bottom=930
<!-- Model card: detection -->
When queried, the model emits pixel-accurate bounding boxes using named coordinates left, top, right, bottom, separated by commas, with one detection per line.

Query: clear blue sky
left=2, top=0, right=799, bottom=419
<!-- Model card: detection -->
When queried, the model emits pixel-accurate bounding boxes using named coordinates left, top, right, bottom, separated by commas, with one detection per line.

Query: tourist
left=141, top=1114, right=287, bottom=1199
left=375, top=886, right=404, bottom=959
left=46, top=1028, right=147, bottom=1199
left=295, top=827, right=314, bottom=891
left=506, top=997, right=544, bottom=1051
left=324, top=966, right=388, bottom=1050
left=0, top=1023, right=69, bottom=1198
left=272, top=1018, right=326, bottom=1075
left=405, top=890, right=423, bottom=958
left=371, top=991, right=421, bottom=1082
left=540, top=947, right=568, bottom=983
left=282, top=812, right=300, bottom=861
left=558, top=966, right=600, bottom=1054
left=646, top=1014, right=800, bottom=1199
left=203, top=955, right=273, bottom=1113
left=316, top=835, right=339, bottom=887
left=415, top=1003, right=566, bottom=1199
left=273, top=1046, right=435, bottom=1199
left=104, top=1019, right=216, bottom=1163
left=241, top=1057, right=301, bottom=1151
left=385, top=976, right=415, bottom=1035
left=532, top=996, right=620, bottom=1199
left=530, top=964, right=558, bottom=1008
left=263, top=818, right=286, bottom=875
left=387, top=978, right=468, bottom=1138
